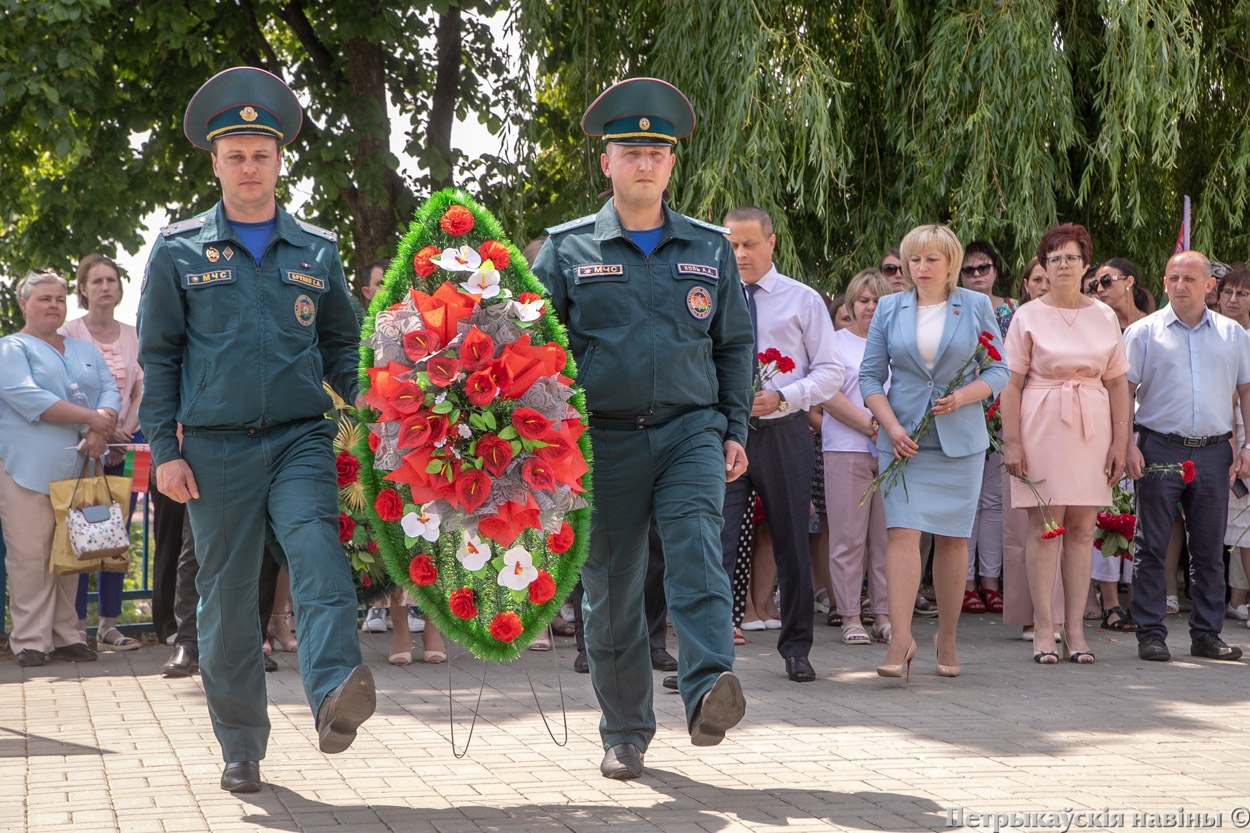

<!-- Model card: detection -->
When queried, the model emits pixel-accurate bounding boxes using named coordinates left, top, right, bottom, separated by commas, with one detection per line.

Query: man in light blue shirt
left=1124, top=250, right=1250, bottom=662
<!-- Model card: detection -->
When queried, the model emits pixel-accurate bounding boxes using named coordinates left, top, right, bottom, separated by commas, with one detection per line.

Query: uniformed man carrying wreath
left=137, top=67, right=375, bottom=793
left=533, top=77, right=755, bottom=780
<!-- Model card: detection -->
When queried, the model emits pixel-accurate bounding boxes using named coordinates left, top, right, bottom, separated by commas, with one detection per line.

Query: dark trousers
left=574, top=525, right=669, bottom=655
left=719, top=416, right=814, bottom=659
left=172, top=512, right=199, bottom=648
left=1130, top=433, right=1232, bottom=643
left=149, top=483, right=187, bottom=642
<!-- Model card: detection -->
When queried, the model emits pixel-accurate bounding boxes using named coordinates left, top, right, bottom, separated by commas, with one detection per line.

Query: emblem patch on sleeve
left=687, top=285, right=712, bottom=319
left=294, top=294, right=316, bottom=326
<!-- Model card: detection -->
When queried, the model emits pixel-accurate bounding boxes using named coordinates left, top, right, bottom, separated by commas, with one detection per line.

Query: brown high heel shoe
left=877, top=638, right=917, bottom=682
left=934, top=635, right=961, bottom=677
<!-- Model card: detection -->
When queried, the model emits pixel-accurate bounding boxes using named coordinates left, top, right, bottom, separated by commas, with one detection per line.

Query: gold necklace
left=1052, top=302, right=1082, bottom=330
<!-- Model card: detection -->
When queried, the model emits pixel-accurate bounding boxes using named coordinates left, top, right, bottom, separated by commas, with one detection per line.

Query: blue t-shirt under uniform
left=626, top=226, right=664, bottom=258
left=230, top=218, right=276, bottom=266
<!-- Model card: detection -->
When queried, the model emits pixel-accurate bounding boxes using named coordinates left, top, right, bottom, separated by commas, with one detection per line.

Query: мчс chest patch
left=574, top=264, right=625, bottom=280
left=687, top=285, right=712, bottom=319
left=185, top=270, right=234, bottom=287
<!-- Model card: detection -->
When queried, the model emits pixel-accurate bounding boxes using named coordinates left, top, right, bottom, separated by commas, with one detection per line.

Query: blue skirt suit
left=859, top=288, right=1009, bottom=537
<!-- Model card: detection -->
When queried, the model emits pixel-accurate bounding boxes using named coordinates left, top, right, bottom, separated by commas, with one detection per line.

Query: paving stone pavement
left=2, top=612, right=1249, bottom=833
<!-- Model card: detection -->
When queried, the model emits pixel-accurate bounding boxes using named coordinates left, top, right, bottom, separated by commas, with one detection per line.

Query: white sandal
left=841, top=624, right=871, bottom=645
left=97, top=627, right=140, bottom=651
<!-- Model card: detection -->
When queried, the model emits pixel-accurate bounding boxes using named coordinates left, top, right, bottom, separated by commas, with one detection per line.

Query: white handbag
left=65, top=459, right=130, bottom=561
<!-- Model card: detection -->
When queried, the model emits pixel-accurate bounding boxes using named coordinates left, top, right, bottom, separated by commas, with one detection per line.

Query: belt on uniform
left=748, top=411, right=802, bottom=430
left=588, top=407, right=696, bottom=430
left=1136, top=425, right=1233, bottom=448
left=182, top=418, right=319, bottom=438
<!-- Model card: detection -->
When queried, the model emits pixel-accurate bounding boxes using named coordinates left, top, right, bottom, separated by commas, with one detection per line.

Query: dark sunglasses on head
left=959, top=263, right=993, bottom=278
left=1084, top=274, right=1126, bottom=294
left=880, top=264, right=901, bottom=276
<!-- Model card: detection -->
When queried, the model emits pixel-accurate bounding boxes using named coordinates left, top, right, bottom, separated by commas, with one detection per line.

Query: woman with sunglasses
left=1090, top=258, right=1153, bottom=331
left=1001, top=223, right=1131, bottom=665
left=957, top=241, right=1014, bottom=616
left=879, top=249, right=908, bottom=294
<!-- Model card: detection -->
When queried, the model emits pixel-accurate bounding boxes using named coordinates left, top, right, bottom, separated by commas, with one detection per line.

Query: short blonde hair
left=899, top=224, right=963, bottom=292
left=844, top=268, right=892, bottom=306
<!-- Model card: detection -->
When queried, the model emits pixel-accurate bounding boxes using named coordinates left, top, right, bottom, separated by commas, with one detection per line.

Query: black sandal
left=1101, top=605, right=1138, bottom=632
left=827, top=611, right=842, bottom=627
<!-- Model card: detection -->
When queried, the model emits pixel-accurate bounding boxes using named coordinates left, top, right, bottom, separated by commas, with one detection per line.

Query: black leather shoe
left=662, top=675, right=678, bottom=691
left=573, top=650, right=589, bottom=673
left=786, top=656, right=817, bottom=682
left=220, top=761, right=261, bottom=793
left=316, top=665, right=376, bottom=753
left=650, top=648, right=678, bottom=672
left=689, top=671, right=745, bottom=746
left=1191, top=634, right=1243, bottom=661
left=1138, top=637, right=1171, bottom=662
left=49, top=643, right=97, bottom=662
left=162, top=644, right=199, bottom=678
left=16, top=650, right=45, bottom=667
left=599, top=743, right=644, bottom=779
left=263, top=652, right=278, bottom=672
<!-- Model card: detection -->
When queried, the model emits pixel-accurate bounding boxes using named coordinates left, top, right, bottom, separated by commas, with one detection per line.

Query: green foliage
left=516, top=0, right=1244, bottom=300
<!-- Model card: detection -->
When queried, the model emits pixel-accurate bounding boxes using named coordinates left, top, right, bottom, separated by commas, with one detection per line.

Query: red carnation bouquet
left=755, top=347, right=795, bottom=391
left=1093, top=482, right=1136, bottom=561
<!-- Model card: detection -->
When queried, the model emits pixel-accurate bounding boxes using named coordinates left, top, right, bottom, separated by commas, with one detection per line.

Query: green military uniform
left=137, top=67, right=366, bottom=768
left=533, top=198, right=754, bottom=752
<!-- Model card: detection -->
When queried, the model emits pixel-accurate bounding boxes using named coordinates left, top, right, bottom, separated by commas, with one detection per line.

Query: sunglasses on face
left=1084, top=274, right=1126, bottom=294
left=959, top=263, right=993, bottom=278
left=880, top=264, right=902, bottom=276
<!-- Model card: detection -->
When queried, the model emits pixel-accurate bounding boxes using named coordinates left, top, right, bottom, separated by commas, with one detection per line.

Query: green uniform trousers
left=583, top=408, right=736, bottom=751
left=182, top=418, right=361, bottom=762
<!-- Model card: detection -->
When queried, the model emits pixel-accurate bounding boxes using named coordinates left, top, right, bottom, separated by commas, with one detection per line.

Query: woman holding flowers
left=1000, top=223, right=1131, bottom=665
left=860, top=225, right=1009, bottom=681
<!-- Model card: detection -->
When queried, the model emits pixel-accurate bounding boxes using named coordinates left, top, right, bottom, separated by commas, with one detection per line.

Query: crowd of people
left=4, top=69, right=1250, bottom=795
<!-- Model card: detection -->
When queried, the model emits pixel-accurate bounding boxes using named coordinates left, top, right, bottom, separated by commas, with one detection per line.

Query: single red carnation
left=440, top=204, right=475, bottom=236
left=546, top=521, right=574, bottom=554
left=335, top=450, right=360, bottom=487
left=338, top=512, right=355, bottom=544
left=488, top=611, right=523, bottom=643
left=374, top=488, right=404, bottom=522
left=408, top=553, right=437, bottom=586
left=449, top=587, right=478, bottom=619
left=478, top=240, right=511, bottom=270
left=1181, top=460, right=1196, bottom=483
left=985, top=344, right=1002, bottom=362
left=775, top=356, right=796, bottom=374
left=413, top=245, right=439, bottom=277
left=527, top=570, right=556, bottom=604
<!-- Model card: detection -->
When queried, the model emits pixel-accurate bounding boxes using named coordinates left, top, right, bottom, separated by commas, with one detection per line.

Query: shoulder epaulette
left=296, top=219, right=338, bottom=242
left=159, top=217, right=206, bottom=238
left=684, top=216, right=730, bottom=235
left=545, top=214, right=597, bottom=235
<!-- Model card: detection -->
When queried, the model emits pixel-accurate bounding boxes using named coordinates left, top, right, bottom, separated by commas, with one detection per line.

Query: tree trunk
left=343, top=33, right=398, bottom=292
left=427, top=5, right=462, bottom=193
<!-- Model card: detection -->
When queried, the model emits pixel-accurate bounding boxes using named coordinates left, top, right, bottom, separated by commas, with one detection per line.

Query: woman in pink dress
left=1000, top=224, right=1131, bottom=665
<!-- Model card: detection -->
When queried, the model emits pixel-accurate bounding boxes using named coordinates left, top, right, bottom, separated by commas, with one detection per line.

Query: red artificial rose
left=527, top=570, right=556, bottom=605
left=546, top=521, right=574, bottom=554
left=522, top=457, right=555, bottom=491
left=368, top=432, right=380, bottom=453
left=440, top=204, right=475, bottom=236
left=465, top=370, right=499, bottom=407
left=511, top=407, right=553, bottom=440
left=426, top=355, right=462, bottom=388
left=475, top=433, right=513, bottom=478
left=455, top=468, right=492, bottom=513
left=408, top=553, right=437, bottom=586
left=403, top=328, right=442, bottom=362
left=478, top=240, right=511, bottom=271
left=361, top=572, right=372, bottom=587
left=374, top=488, right=404, bottom=522
left=459, top=327, right=496, bottom=372
left=1181, top=460, right=1196, bottom=483
left=449, top=587, right=478, bottom=619
left=413, top=245, right=440, bottom=277
left=338, top=512, right=355, bottom=544
left=488, top=610, right=523, bottom=643
left=335, top=450, right=360, bottom=487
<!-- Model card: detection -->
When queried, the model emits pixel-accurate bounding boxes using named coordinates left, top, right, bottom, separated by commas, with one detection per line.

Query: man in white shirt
left=718, top=206, right=843, bottom=681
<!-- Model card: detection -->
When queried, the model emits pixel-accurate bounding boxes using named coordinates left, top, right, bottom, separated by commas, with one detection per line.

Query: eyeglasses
left=960, top=263, right=994, bottom=278
left=880, top=264, right=901, bottom=276
left=1221, top=288, right=1250, bottom=301
left=1084, top=274, right=1126, bottom=294
left=1045, top=254, right=1084, bottom=268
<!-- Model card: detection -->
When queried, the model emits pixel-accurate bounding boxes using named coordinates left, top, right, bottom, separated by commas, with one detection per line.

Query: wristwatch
left=776, top=392, right=789, bottom=414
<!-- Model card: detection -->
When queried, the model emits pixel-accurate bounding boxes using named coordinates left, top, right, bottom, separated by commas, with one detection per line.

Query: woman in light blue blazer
left=860, top=225, right=1009, bottom=682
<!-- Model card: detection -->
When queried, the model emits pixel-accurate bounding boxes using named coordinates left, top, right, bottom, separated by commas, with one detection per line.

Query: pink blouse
left=60, top=316, right=143, bottom=427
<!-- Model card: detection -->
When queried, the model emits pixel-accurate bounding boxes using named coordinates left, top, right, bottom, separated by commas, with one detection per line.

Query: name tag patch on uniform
left=294, top=294, right=316, bottom=326
left=687, top=286, right=712, bottom=319
left=285, top=270, right=327, bottom=291
left=677, top=263, right=719, bottom=281
left=575, top=264, right=624, bottom=279
left=185, top=270, right=234, bottom=287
